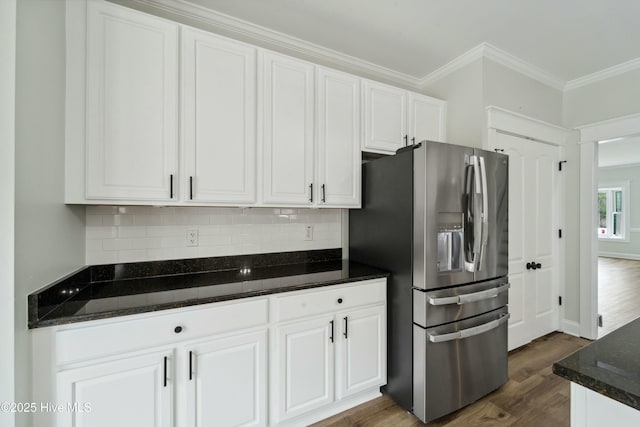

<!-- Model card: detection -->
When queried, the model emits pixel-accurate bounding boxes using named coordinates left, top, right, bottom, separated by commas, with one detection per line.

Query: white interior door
left=490, top=132, right=560, bottom=350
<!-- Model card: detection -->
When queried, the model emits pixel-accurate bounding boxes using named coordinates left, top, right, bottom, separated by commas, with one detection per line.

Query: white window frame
left=597, top=180, right=630, bottom=242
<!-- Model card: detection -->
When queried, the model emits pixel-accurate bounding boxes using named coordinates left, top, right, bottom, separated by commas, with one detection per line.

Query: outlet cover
left=304, top=225, right=313, bottom=241
left=187, top=229, right=199, bottom=247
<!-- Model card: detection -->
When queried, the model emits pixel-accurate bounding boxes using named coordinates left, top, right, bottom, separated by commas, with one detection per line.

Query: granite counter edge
left=553, top=362, right=640, bottom=411
left=29, top=272, right=389, bottom=329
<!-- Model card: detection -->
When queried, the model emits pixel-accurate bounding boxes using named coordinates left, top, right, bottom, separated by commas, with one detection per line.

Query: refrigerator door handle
left=478, top=156, right=489, bottom=270
left=457, top=283, right=509, bottom=304
left=428, top=313, right=510, bottom=343
left=464, top=156, right=481, bottom=272
left=428, top=283, right=510, bottom=306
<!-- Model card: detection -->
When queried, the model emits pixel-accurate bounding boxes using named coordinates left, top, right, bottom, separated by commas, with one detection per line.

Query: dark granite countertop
left=553, top=317, right=640, bottom=410
left=29, top=249, right=388, bottom=329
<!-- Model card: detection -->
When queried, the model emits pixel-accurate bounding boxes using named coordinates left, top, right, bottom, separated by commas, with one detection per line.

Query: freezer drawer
left=413, top=306, right=509, bottom=423
left=413, top=277, right=509, bottom=328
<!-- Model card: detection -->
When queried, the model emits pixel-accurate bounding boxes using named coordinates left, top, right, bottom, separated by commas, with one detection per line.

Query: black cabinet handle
left=404, top=135, right=408, bottom=146
left=337, top=298, right=343, bottom=304
left=536, top=262, right=542, bottom=269
left=526, top=262, right=533, bottom=270
left=163, top=356, right=168, bottom=387
left=189, top=176, right=194, bottom=200
left=343, top=316, right=348, bottom=339
left=170, top=174, right=174, bottom=199
left=329, top=320, right=334, bottom=343
left=321, top=184, right=326, bottom=203
left=411, top=137, right=416, bottom=145
left=189, top=351, right=193, bottom=381
left=309, top=183, right=313, bottom=203
left=174, top=326, right=183, bottom=334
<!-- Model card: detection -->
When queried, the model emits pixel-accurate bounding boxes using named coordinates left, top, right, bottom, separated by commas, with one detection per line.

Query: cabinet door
left=316, top=68, right=361, bottom=207
left=272, top=316, right=335, bottom=423
left=336, top=305, right=386, bottom=400
left=85, top=1, right=179, bottom=201
left=362, top=80, right=406, bottom=154
left=183, top=28, right=257, bottom=204
left=407, top=92, right=447, bottom=144
left=57, top=351, right=172, bottom=427
left=187, top=330, right=267, bottom=427
left=262, top=52, right=315, bottom=205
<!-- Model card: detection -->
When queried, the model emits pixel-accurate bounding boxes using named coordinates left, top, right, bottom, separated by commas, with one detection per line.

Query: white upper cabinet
left=182, top=27, right=257, bottom=204
left=261, top=52, right=315, bottom=205
left=362, top=80, right=407, bottom=154
left=363, top=79, right=447, bottom=155
left=408, top=92, right=447, bottom=144
left=85, top=0, right=179, bottom=201
left=316, top=68, right=361, bottom=207
left=66, top=0, right=445, bottom=207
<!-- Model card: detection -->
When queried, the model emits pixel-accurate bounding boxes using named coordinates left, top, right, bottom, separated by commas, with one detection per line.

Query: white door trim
left=576, top=113, right=640, bottom=340
left=0, top=0, right=16, bottom=415
left=486, top=107, right=569, bottom=342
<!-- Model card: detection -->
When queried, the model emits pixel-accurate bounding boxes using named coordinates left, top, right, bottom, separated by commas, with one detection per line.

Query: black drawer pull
left=174, top=326, right=183, bottom=334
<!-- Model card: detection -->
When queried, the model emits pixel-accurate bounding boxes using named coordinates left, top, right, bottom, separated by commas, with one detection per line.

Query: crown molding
left=132, top=0, right=423, bottom=89
left=420, top=43, right=565, bottom=91
left=564, top=57, right=640, bottom=91
left=129, top=0, right=637, bottom=94
left=482, top=44, right=565, bottom=90
left=418, top=44, right=485, bottom=87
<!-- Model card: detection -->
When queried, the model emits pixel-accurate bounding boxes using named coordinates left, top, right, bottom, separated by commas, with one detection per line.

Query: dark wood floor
left=598, top=257, right=640, bottom=337
left=312, top=332, right=590, bottom=427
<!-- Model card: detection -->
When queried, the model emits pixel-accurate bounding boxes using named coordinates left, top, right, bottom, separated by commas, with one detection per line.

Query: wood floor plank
left=598, top=257, right=640, bottom=337
left=312, top=332, right=590, bottom=427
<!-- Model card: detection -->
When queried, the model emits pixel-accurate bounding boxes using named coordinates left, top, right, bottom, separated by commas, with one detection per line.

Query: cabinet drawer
left=56, top=298, right=268, bottom=366
left=273, top=279, right=385, bottom=322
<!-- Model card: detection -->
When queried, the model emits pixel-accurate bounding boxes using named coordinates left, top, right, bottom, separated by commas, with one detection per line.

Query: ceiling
left=598, top=136, right=640, bottom=168
left=183, top=0, right=640, bottom=84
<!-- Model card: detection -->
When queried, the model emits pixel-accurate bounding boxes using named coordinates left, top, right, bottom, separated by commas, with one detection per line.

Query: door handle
left=309, top=183, right=313, bottom=203
left=329, top=320, right=334, bottom=343
left=321, top=184, right=326, bottom=203
left=404, top=135, right=408, bottom=146
left=526, top=262, right=542, bottom=270
left=343, top=316, right=348, bottom=339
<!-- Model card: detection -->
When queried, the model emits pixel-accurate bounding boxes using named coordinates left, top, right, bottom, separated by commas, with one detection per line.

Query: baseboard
left=561, top=320, right=581, bottom=337
left=598, top=252, right=640, bottom=260
left=276, top=388, right=383, bottom=427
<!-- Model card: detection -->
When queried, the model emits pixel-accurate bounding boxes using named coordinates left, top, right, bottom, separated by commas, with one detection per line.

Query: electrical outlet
left=304, top=225, right=313, bottom=241
left=186, top=229, right=199, bottom=247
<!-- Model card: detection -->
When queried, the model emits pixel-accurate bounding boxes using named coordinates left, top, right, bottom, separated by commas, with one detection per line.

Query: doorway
left=596, top=136, right=640, bottom=337
left=578, top=114, right=640, bottom=339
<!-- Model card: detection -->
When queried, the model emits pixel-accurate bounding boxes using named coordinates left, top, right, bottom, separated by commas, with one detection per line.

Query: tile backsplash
left=86, top=206, right=342, bottom=265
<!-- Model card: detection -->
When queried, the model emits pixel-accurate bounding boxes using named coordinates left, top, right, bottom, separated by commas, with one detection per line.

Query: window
left=597, top=181, right=630, bottom=241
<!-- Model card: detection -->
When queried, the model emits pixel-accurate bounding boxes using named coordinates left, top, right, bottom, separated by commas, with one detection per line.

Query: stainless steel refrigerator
left=349, top=141, right=509, bottom=423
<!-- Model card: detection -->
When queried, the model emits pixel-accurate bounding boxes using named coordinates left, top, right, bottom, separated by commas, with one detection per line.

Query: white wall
left=564, top=69, right=640, bottom=128
left=423, top=59, right=484, bottom=147
left=86, top=206, right=342, bottom=264
left=483, top=59, right=564, bottom=126
left=14, top=1, right=86, bottom=424
left=0, top=0, right=16, bottom=425
left=598, top=165, right=640, bottom=258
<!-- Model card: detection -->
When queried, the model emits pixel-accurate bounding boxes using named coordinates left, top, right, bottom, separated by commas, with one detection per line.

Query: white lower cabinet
left=270, top=280, right=387, bottom=426
left=187, top=330, right=267, bottom=427
left=336, top=305, right=386, bottom=400
left=57, top=350, right=173, bottom=427
left=33, top=279, right=386, bottom=427
left=273, top=315, right=336, bottom=423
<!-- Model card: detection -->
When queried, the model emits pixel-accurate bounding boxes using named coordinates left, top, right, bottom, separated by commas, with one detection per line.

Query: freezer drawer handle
left=428, top=313, right=510, bottom=343
left=428, top=283, right=510, bottom=306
